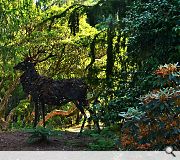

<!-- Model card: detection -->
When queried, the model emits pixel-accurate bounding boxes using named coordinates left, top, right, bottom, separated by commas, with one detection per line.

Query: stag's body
left=14, top=60, right=100, bottom=134
left=20, top=69, right=87, bottom=105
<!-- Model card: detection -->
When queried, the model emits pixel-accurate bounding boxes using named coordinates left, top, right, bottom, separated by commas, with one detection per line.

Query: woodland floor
left=0, top=126, right=96, bottom=151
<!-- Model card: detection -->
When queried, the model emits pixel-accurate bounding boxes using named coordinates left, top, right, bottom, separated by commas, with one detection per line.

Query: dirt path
left=0, top=127, right=95, bottom=151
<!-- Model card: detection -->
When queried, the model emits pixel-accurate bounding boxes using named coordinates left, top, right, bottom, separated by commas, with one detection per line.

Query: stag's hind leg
left=76, top=101, right=87, bottom=134
left=88, top=108, right=101, bottom=133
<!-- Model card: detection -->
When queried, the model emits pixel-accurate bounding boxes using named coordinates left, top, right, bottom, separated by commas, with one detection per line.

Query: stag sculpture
left=14, top=54, right=100, bottom=134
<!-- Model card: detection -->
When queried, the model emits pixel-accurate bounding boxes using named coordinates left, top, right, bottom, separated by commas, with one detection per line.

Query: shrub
left=25, top=127, right=61, bottom=143
left=119, top=63, right=180, bottom=150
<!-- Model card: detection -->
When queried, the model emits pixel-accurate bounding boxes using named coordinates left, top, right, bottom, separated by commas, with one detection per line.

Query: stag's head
left=13, top=58, right=35, bottom=72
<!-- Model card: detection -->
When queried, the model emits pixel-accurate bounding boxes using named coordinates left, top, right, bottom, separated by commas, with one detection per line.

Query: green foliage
left=83, top=127, right=118, bottom=150
left=25, top=127, right=61, bottom=143
left=8, top=99, right=33, bottom=129
left=119, top=107, right=145, bottom=120
left=124, top=0, right=180, bottom=65
left=14, top=99, right=30, bottom=114
left=98, top=85, right=143, bottom=126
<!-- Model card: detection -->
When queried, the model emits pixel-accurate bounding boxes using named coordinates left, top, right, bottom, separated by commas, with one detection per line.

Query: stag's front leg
left=41, top=101, right=46, bottom=128
left=34, top=101, right=39, bottom=128
left=80, top=114, right=87, bottom=134
left=88, top=108, right=101, bottom=133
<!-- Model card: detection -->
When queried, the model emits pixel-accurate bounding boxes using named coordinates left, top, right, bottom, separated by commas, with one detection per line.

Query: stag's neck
left=20, top=68, right=40, bottom=95
left=28, top=68, right=38, bottom=76
left=20, top=68, right=40, bottom=87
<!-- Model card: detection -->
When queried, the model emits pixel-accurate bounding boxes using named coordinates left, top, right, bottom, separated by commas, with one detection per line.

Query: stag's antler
left=34, top=53, right=56, bottom=64
left=24, top=46, right=56, bottom=63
